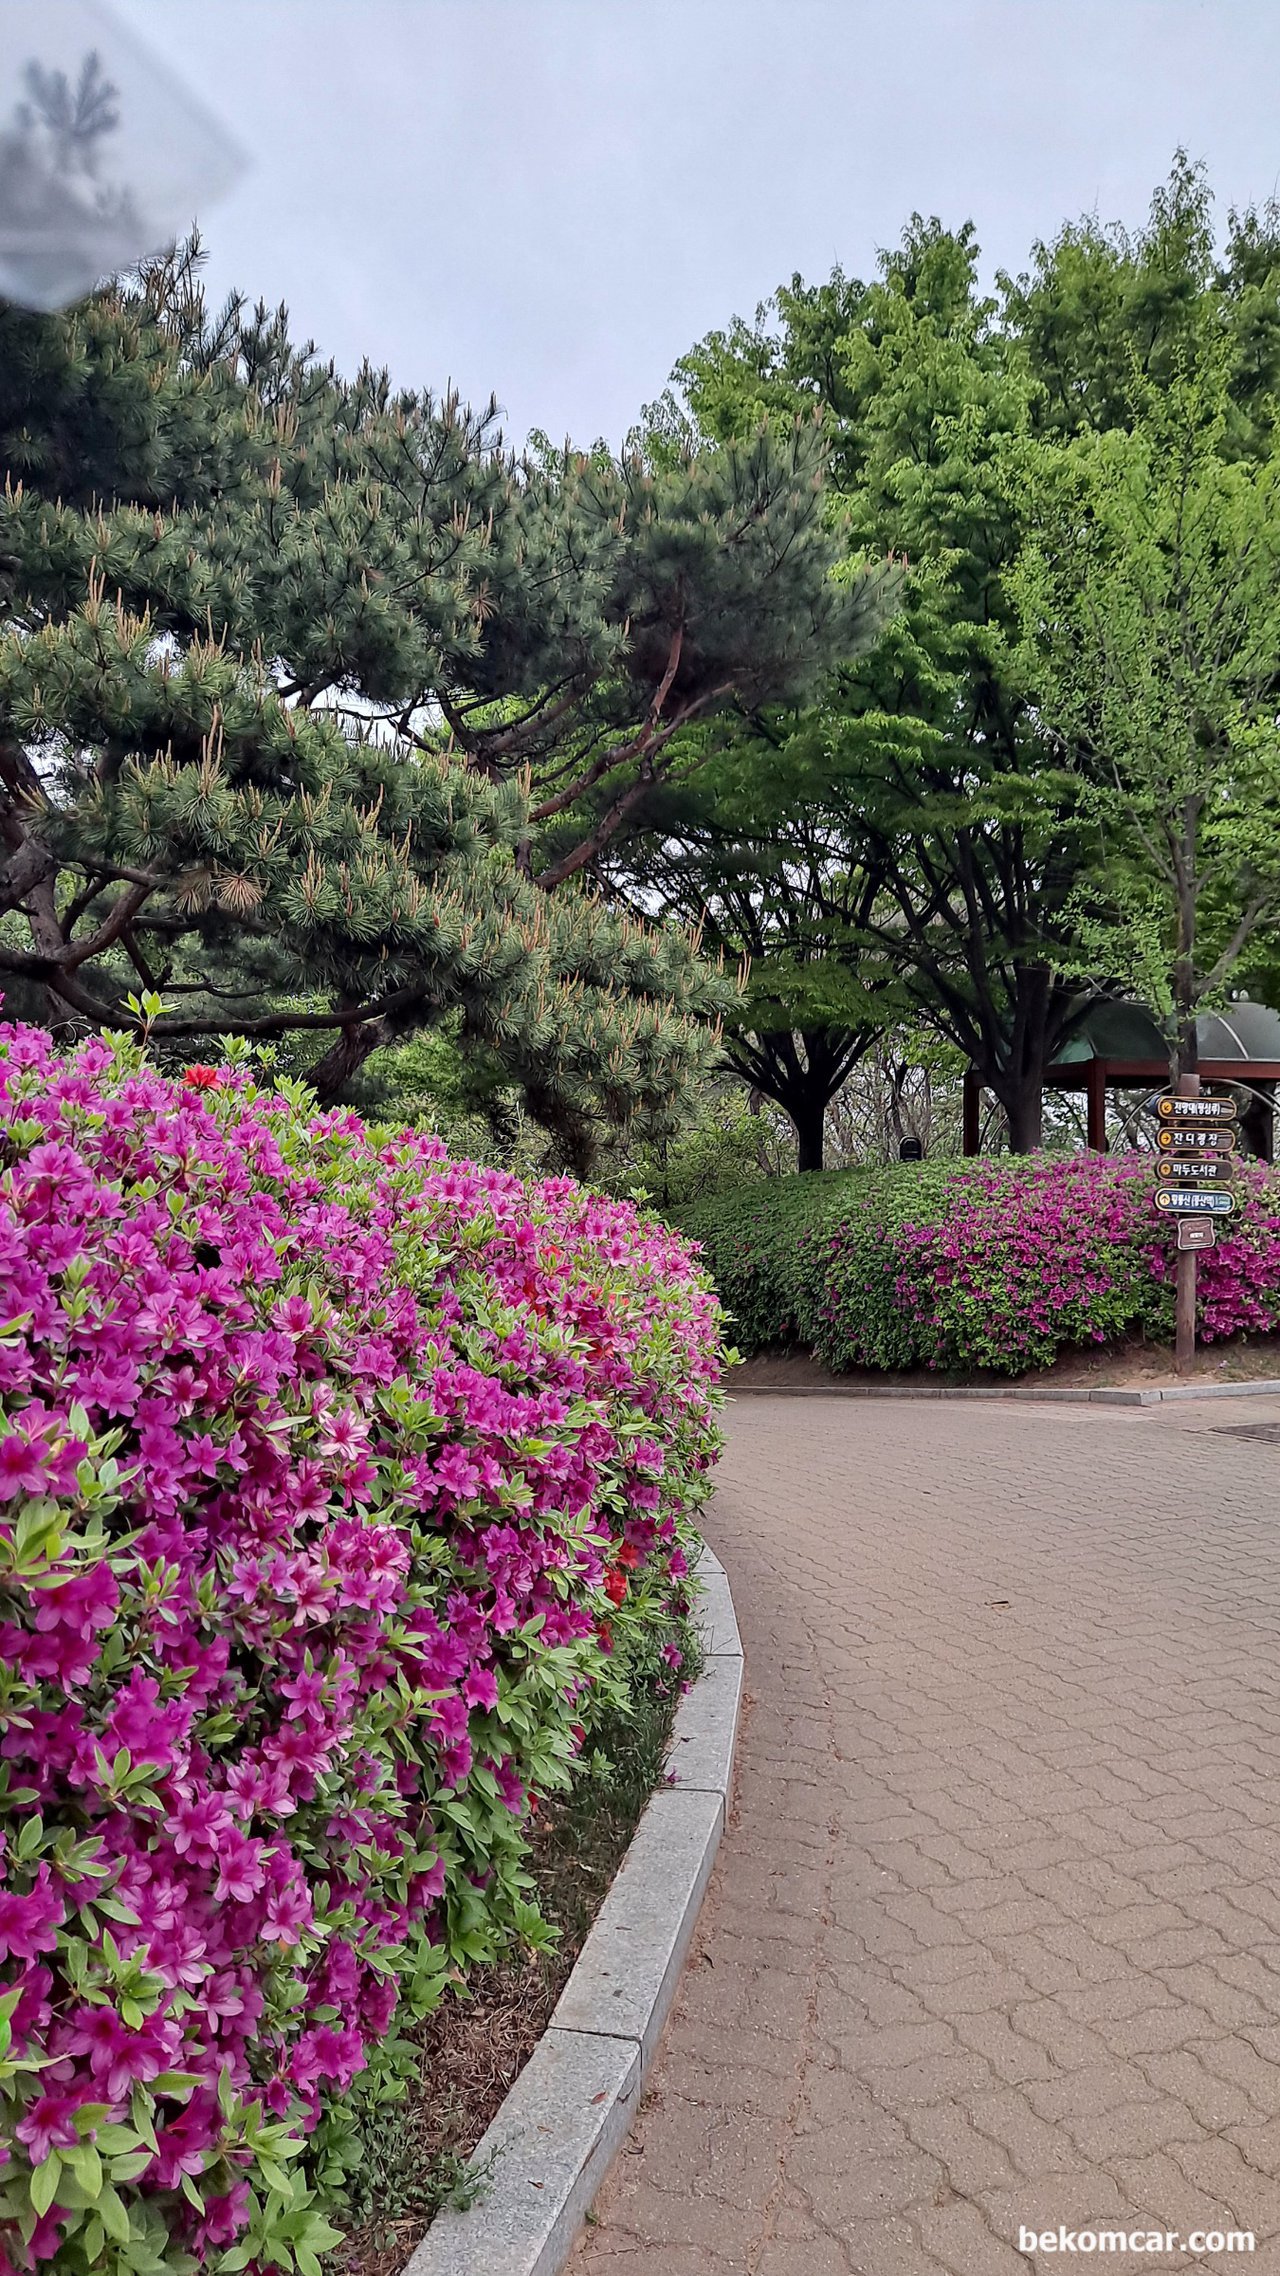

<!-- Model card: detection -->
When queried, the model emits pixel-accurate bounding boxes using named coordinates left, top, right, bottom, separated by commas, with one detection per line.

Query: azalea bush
left=0, top=1023, right=724, bottom=2276
left=683, top=1154, right=1280, bottom=1375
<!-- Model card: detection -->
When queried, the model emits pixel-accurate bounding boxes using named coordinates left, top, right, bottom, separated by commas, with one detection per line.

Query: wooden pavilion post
left=1085, top=1058, right=1108, bottom=1152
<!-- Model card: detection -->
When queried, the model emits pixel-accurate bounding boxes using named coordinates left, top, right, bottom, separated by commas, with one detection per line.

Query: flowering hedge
left=0, top=1023, right=724, bottom=2276
left=683, top=1155, right=1280, bottom=1375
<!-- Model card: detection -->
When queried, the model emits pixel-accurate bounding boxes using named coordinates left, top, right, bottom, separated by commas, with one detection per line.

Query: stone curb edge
left=401, top=1543, right=743, bottom=2276
left=728, top=1376, right=1280, bottom=1408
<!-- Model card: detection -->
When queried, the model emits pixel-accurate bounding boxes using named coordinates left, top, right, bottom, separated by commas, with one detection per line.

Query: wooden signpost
left=1152, top=1081, right=1240, bottom=1373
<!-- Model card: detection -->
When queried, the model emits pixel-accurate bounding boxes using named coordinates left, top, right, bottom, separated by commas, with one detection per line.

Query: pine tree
left=0, top=249, right=874, bottom=1157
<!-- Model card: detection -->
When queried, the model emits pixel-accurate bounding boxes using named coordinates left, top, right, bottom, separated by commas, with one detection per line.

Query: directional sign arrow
left=1154, top=1159, right=1234, bottom=1184
left=1157, top=1095, right=1238, bottom=1123
left=1153, top=1187, right=1236, bottom=1215
left=1157, top=1127, right=1236, bottom=1154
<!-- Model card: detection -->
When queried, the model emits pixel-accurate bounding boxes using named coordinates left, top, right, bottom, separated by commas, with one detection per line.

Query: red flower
left=604, top=1567, right=628, bottom=1606
left=616, top=1542, right=642, bottom=1570
left=595, top=1620, right=614, bottom=1652
left=182, top=1065, right=221, bottom=1090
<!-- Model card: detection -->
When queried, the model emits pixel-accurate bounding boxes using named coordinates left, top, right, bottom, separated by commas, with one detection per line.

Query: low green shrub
left=676, top=1171, right=867, bottom=1353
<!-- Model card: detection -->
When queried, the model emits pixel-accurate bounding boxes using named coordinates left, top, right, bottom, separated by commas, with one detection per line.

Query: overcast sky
left=106, top=0, right=1280, bottom=450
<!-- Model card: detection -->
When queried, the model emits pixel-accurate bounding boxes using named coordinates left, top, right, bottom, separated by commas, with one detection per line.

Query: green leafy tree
left=632, top=163, right=1280, bottom=1150
left=1012, top=351, right=1280, bottom=1081
left=641, top=217, right=1089, bottom=1148
left=607, top=740, right=898, bottom=1170
left=1005, top=152, right=1280, bottom=455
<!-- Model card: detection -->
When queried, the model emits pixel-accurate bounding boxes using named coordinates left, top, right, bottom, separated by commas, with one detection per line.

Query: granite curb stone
left=665, top=1645, right=743, bottom=1797
left=401, top=1540, right=741, bottom=2276
left=399, top=2032, right=639, bottom=2276
left=549, top=1785, right=723, bottom=2067
left=729, top=1375, right=1280, bottom=1406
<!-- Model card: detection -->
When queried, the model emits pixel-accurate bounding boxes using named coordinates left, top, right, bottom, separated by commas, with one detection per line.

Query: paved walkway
left=572, top=1393, right=1280, bottom=2276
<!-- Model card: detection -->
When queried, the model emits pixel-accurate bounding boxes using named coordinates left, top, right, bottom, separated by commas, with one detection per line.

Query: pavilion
left=961, top=998, right=1280, bottom=1160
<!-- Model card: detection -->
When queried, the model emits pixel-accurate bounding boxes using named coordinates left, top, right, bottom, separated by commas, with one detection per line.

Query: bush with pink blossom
left=0, top=1022, right=723, bottom=2275
left=684, top=1154, right=1280, bottom=1375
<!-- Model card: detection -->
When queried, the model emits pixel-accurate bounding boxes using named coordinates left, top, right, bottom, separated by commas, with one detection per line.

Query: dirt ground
left=730, top=1336, right=1280, bottom=1396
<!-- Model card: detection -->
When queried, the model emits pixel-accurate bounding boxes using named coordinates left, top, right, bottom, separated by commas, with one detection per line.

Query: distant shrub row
left=680, top=1155, right=1280, bottom=1375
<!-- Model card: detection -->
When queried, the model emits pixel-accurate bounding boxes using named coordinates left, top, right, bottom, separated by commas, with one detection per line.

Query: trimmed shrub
left=0, top=1024, right=723, bottom=2275
left=673, top=1172, right=867, bottom=1354
left=683, top=1154, right=1280, bottom=1375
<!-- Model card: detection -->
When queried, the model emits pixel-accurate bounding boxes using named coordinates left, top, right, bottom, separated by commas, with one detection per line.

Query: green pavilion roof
left=1051, top=998, right=1280, bottom=1067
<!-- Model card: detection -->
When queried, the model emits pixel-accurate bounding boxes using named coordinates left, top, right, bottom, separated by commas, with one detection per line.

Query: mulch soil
left=333, top=1671, right=683, bottom=2276
left=729, top=1333, right=1280, bottom=1395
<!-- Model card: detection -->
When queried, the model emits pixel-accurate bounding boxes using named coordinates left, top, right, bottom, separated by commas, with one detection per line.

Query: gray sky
left=110, top=0, right=1280, bottom=450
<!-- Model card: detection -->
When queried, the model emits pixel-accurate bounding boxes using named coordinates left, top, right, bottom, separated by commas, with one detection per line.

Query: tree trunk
left=727, top=1029, right=859, bottom=1176
left=986, top=1065, right=1044, bottom=1153
left=305, top=1016, right=387, bottom=1106
left=993, top=964, right=1052, bottom=1153
left=793, top=1098, right=826, bottom=1174
left=1173, top=958, right=1199, bottom=1087
left=1173, top=805, right=1200, bottom=1089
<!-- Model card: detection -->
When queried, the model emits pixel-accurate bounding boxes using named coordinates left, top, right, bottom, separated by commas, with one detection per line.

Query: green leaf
left=108, top=2150, right=154, bottom=2183
left=97, top=2180, right=133, bottom=2244
left=30, top=2151, right=62, bottom=2219
left=64, top=2143, right=102, bottom=2199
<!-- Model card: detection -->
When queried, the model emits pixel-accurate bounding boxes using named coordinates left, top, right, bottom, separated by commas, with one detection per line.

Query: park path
left=571, top=1391, right=1280, bottom=2276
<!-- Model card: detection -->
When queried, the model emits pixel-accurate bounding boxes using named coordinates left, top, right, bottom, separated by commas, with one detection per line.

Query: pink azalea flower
left=0, top=1866, right=63, bottom=1963
left=215, top=1830, right=270, bottom=1904
left=0, top=1432, right=51, bottom=1501
left=0, top=1013, right=723, bottom=2252
left=15, top=2091, right=83, bottom=2164
left=462, top=1665, right=498, bottom=1711
left=290, top=2022, right=365, bottom=2094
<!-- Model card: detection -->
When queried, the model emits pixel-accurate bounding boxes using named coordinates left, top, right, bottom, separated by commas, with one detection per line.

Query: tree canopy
left=617, top=160, right=1280, bottom=1161
left=0, top=246, right=886, bottom=1160
left=1012, top=351, right=1280, bottom=1079
left=604, top=738, right=899, bottom=1171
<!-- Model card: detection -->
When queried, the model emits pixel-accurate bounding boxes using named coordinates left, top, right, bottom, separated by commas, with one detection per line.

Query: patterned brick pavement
left=571, top=1393, right=1280, bottom=2276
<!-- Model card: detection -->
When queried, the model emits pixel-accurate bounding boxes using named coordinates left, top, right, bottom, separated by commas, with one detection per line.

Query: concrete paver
left=571, top=1394, right=1280, bottom=2275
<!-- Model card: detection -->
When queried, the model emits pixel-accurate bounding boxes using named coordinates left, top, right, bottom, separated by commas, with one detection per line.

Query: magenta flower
left=65, top=2005, right=175, bottom=2099
left=215, top=1829, right=270, bottom=1904
left=0, top=1014, right=721, bottom=2264
left=0, top=1866, right=63, bottom=1964
left=0, top=1433, right=51, bottom=1502
left=15, top=2093, right=82, bottom=2165
left=463, top=1665, right=499, bottom=1711
left=290, top=2022, right=365, bottom=2094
